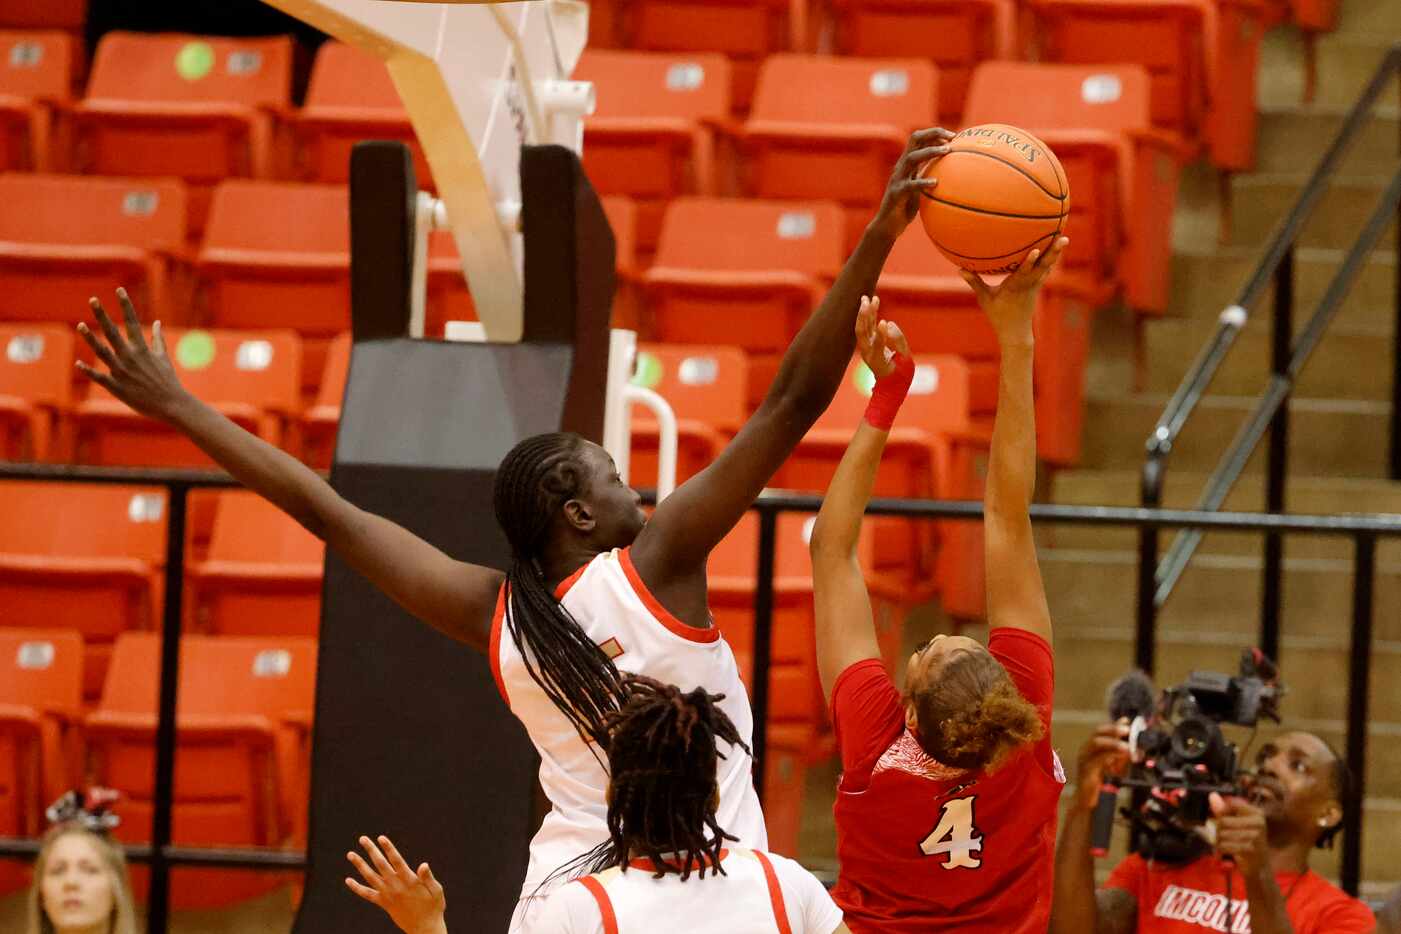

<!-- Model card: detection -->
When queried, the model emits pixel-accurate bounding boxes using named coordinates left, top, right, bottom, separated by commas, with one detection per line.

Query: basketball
left=917, top=123, right=1070, bottom=275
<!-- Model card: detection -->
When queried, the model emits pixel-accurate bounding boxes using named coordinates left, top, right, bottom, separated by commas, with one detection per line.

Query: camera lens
left=1171, top=717, right=1216, bottom=762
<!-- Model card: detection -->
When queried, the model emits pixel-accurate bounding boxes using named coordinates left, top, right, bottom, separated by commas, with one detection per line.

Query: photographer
left=1051, top=724, right=1375, bottom=934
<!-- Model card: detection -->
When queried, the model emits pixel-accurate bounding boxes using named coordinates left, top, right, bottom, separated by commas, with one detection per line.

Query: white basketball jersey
left=490, top=547, right=768, bottom=905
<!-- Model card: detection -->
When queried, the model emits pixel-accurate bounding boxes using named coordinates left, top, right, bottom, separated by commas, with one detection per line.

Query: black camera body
left=1092, top=650, right=1283, bottom=863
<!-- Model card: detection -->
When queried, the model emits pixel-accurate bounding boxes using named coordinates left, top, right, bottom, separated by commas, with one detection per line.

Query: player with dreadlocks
left=345, top=674, right=847, bottom=933
left=75, top=128, right=955, bottom=929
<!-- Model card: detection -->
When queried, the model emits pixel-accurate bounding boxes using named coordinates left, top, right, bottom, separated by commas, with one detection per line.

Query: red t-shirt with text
left=1106, top=853, right=1375, bottom=933
left=830, top=628, right=1064, bottom=933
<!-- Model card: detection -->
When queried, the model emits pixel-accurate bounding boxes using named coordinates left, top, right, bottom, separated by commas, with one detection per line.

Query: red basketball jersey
left=830, top=628, right=1064, bottom=933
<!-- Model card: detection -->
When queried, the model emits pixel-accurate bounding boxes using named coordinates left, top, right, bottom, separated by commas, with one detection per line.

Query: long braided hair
left=493, top=432, right=627, bottom=749
left=553, top=674, right=749, bottom=885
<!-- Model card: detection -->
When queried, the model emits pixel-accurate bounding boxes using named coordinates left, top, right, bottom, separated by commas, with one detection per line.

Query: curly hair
left=906, top=647, right=1044, bottom=772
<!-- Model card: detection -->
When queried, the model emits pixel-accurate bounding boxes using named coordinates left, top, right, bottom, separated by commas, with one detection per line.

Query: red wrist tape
left=863, top=354, right=915, bottom=430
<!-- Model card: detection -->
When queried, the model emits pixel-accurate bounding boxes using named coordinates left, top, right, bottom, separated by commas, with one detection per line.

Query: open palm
left=75, top=288, right=190, bottom=423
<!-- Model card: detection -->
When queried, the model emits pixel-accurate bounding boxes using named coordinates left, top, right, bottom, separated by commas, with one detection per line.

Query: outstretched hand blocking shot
left=346, top=835, right=447, bottom=934
left=809, top=236, right=1071, bottom=934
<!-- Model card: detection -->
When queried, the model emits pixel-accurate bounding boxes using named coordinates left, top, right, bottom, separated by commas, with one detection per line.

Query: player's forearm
left=810, top=422, right=888, bottom=562
left=1051, top=806, right=1103, bottom=934
left=762, top=226, right=896, bottom=420
left=1244, top=870, right=1295, bottom=934
left=167, top=392, right=357, bottom=542
left=987, top=338, right=1035, bottom=529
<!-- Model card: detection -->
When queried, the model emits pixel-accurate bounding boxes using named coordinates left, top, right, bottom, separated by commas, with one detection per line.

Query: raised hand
left=960, top=236, right=1070, bottom=344
left=1209, top=793, right=1271, bottom=880
left=1072, top=722, right=1131, bottom=812
left=870, top=127, right=955, bottom=241
left=346, top=835, right=447, bottom=934
left=855, top=295, right=911, bottom=378
left=75, top=288, right=191, bottom=423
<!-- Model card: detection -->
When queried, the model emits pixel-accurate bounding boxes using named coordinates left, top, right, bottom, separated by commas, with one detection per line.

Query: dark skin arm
left=1211, top=794, right=1295, bottom=934
left=76, top=291, right=503, bottom=652
left=630, top=127, right=954, bottom=626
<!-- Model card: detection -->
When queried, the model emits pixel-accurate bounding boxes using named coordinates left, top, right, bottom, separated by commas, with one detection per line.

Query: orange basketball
left=917, top=123, right=1069, bottom=275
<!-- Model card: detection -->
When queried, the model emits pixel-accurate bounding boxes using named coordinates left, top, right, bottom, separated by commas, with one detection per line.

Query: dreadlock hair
left=906, top=647, right=1044, bottom=772
left=551, top=675, right=749, bottom=887
left=494, top=432, right=627, bottom=750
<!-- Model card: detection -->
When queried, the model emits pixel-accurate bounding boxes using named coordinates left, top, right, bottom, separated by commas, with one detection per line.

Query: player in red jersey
left=807, top=237, right=1068, bottom=933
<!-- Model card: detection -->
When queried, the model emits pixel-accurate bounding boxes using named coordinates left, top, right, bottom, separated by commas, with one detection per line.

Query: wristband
left=863, top=354, right=915, bottom=430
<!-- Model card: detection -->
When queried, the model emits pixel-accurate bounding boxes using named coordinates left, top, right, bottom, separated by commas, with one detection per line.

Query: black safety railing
left=1138, top=44, right=1401, bottom=672
left=1, top=472, right=1397, bottom=920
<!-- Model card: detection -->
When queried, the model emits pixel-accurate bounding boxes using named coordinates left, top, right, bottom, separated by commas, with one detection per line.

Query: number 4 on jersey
left=920, top=796, right=982, bottom=868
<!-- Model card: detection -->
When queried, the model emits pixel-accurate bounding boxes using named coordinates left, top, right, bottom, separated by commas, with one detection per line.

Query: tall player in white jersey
left=72, top=128, right=953, bottom=929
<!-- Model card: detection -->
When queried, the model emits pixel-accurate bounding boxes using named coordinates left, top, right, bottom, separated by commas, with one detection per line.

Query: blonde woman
left=27, top=792, right=139, bottom=934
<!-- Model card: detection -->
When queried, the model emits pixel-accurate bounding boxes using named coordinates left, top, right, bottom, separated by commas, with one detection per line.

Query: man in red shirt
left=1052, top=723, right=1375, bottom=934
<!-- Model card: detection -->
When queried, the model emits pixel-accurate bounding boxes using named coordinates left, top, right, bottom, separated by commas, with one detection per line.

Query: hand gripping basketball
left=870, top=127, right=956, bottom=241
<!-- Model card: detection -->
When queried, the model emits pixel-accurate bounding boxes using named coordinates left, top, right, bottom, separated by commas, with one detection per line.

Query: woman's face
left=41, top=833, right=115, bottom=932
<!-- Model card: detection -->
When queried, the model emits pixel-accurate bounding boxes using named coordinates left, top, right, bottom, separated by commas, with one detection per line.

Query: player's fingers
left=420, top=863, right=444, bottom=898
left=152, top=320, right=169, bottom=359
left=90, top=299, right=127, bottom=354
left=345, top=877, right=381, bottom=904
left=360, top=836, right=394, bottom=878
left=75, top=361, right=119, bottom=395
left=901, top=145, right=950, bottom=171
left=117, top=287, right=146, bottom=348
left=76, top=322, right=119, bottom=370
left=885, top=321, right=911, bottom=358
left=377, top=836, right=413, bottom=878
left=910, top=126, right=957, bottom=146
left=346, top=851, right=383, bottom=889
left=959, top=269, right=992, bottom=303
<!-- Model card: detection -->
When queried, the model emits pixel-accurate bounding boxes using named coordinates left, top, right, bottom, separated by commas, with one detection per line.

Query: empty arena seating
left=75, top=328, right=301, bottom=468
left=0, top=173, right=188, bottom=326
left=196, top=179, right=347, bottom=387
left=300, top=330, right=350, bottom=469
left=576, top=50, right=731, bottom=253
left=0, top=30, right=74, bottom=172
left=827, top=0, right=1016, bottom=123
left=72, top=32, right=293, bottom=230
left=293, top=41, right=431, bottom=188
left=626, top=0, right=804, bottom=111
left=0, top=323, right=74, bottom=461
left=628, top=343, right=748, bottom=486
left=741, top=55, right=936, bottom=244
left=642, top=197, right=844, bottom=356
left=85, top=632, right=316, bottom=907
left=185, top=491, right=324, bottom=638
left=0, top=482, right=167, bottom=701
left=964, top=61, right=1185, bottom=313
left=0, top=0, right=86, bottom=33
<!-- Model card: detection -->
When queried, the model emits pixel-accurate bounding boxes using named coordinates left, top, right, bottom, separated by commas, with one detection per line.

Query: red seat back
left=653, top=197, right=844, bottom=278
left=85, top=32, right=291, bottom=110
left=0, top=0, right=86, bottom=32
left=811, top=355, right=971, bottom=434
left=0, top=480, right=168, bottom=563
left=966, top=60, right=1153, bottom=134
left=207, top=491, right=323, bottom=565
left=0, top=628, right=83, bottom=710
left=0, top=324, right=72, bottom=408
left=632, top=343, right=748, bottom=429
left=0, top=30, right=72, bottom=100
left=579, top=49, right=731, bottom=122
left=750, top=54, right=935, bottom=130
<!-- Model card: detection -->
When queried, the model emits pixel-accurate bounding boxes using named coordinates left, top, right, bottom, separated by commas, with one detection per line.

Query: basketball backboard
left=262, top=0, right=593, bottom=341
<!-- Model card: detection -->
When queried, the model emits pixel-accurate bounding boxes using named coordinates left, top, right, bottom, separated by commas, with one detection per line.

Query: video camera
left=1090, top=649, right=1284, bottom=863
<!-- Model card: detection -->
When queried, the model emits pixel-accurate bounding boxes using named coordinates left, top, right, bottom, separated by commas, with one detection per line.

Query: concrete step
left=1079, top=392, right=1391, bottom=475
left=1043, top=471, right=1401, bottom=559
left=1229, top=174, right=1397, bottom=251
left=1259, top=28, right=1400, bottom=111
left=1256, top=105, right=1401, bottom=176
left=1050, top=621, right=1401, bottom=725
left=1167, top=247, right=1395, bottom=331
left=1144, top=314, right=1393, bottom=400
left=1334, top=0, right=1401, bottom=37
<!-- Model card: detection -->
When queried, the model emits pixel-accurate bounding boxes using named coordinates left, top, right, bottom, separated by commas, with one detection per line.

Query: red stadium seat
left=72, top=32, right=293, bottom=232
left=0, top=481, right=167, bottom=701
left=740, top=55, right=936, bottom=247
left=641, top=198, right=844, bottom=357
left=75, top=328, right=301, bottom=468
left=0, top=0, right=86, bottom=33
left=575, top=50, right=731, bottom=253
left=85, top=632, right=316, bottom=908
left=964, top=62, right=1185, bottom=313
left=186, top=491, right=324, bottom=638
left=0, top=324, right=74, bottom=461
left=626, top=0, right=806, bottom=112
left=828, top=0, right=1016, bottom=123
left=0, top=173, right=189, bottom=326
left=300, top=331, right=350, bottom=470
left=427, top=195, right=639, bottom=336
left=196, top=180, right=347, bottom=390
left=293, top=41, right=432, bottom=188
left=628, top=343, right=747, bottom=486
left=0, top=31, right=74, bottom=172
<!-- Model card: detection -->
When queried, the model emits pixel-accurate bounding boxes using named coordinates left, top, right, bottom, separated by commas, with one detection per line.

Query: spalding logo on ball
left=918, top=123, right=1069, bottom=275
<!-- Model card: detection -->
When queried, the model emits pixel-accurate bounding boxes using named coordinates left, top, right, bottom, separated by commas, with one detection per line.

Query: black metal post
left=1136, top=461, right=1163, bottom=674
left=749, top=505, right=778, bottom=802
left=146, top=483, right=189, bottom=934
left=1341, top=533, right=1375, bottom=896
left=1261, top=248, right=1294, bottom=662
left=1392, top=101, right=1401, bottom=479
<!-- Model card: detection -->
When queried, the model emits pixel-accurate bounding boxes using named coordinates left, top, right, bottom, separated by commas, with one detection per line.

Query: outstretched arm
left=631, top=129, right=953, bottom=610
left=346, top=835, right=448, bottom=934
left=962, top=239, right=1068, bottom=643
left=809, top=299, right=912, bottom=703
left=77, top=291, right=502, bottom=652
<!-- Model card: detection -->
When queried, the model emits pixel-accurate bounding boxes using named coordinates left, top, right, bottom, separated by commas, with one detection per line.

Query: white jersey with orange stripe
left=524, top=848, right=843, bottom=934
left=490, top=547, right=768, bottom=919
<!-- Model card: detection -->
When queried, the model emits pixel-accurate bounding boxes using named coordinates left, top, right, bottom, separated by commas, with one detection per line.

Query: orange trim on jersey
left=753, top=850, right=793, bottom=934
left=555, top=561, right=590, bottom=600
left=619, top=548, right=720, bottom=644
left=579, top=876, right=619, bottom=934
left=488, top=586, right=510, bottom=709
left=628, top=848, right=730, bottom=873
